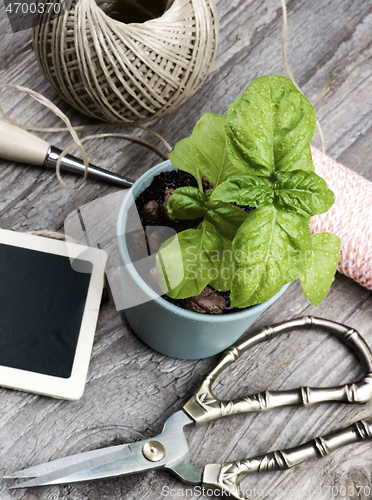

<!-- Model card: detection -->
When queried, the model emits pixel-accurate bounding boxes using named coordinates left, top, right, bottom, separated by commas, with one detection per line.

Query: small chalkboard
left=0, top=229, right=107, bottom=400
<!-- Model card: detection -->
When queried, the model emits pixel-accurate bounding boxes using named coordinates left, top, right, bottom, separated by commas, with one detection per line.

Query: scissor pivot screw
left=142, top=440, right=165, bottom=462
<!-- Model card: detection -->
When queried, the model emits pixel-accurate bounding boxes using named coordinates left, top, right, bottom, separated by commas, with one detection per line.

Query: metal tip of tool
left=6, top=474, right=69, bottom=488
left=7, top=480, right=39, bottom=490
left=4, top=471, right=38, bottom=479
left=44, top=146, right=134, bottom=188
left=7, top=483, right=23, bottom=490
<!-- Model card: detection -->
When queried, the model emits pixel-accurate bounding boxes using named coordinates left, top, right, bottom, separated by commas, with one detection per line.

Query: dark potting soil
left=129, top=169, right=254, bottom=314
left=135, top=169, right=203, bottom=232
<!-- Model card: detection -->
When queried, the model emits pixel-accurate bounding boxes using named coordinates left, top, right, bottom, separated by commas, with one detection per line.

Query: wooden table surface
left=1, top=1, right=372, bottom=499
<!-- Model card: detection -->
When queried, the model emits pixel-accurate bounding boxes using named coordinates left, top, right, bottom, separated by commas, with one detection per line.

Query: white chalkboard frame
left=0, top=229, right=107, bottom=400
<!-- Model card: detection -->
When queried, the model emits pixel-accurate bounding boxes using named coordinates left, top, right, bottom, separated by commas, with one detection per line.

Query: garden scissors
left=8, top=317, right=372, bottom=499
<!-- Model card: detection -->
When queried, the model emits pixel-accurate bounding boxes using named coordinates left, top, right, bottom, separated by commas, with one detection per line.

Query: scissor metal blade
left=9, top=441, right=153, bottom=488
left=6, top=443, right=132, bottom=479
left=9, top=411, right=196, bottom=489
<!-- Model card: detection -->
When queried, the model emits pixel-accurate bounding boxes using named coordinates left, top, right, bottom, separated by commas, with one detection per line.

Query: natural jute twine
left=0, top=83, right=172, bottom=189
left=32, top=0, right=219, bottom=123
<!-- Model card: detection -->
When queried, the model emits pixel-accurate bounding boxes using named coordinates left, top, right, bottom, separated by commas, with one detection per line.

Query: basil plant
left=156, top=75, right=340, bottom=308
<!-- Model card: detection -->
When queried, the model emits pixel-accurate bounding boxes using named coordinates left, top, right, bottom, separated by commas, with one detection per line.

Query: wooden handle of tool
left=0, top=120, right=50, bottom=166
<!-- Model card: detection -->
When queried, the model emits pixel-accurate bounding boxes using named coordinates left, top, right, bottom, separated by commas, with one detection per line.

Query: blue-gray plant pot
left=117, top=160, right=289, bottom=359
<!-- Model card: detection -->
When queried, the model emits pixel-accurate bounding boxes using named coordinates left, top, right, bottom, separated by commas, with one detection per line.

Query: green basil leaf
left=156, top=220, right=224, bottom=299
left=225, top=75, right=316, bottom=176
left=205, top=201, right=248, bottom=240
left=190, top=112, right=242, bottom=187
left=205, top=221, right=233, bottom=291
left=300, top=232, right=341, bottom=306
left=211, top=174, right=274, bottom=206
left=290, top=144, right=315, bottom=173
left=168, top=137, right=203, bottom=190
left=167, top=187, right=207, bottom=220
left=274, top=170, right=335, bottom=217
left=230, top=206, right=312, bottom=307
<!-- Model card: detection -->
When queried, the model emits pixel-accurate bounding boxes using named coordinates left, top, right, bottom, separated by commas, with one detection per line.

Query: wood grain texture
left=0, top=0, right=372, bottom=499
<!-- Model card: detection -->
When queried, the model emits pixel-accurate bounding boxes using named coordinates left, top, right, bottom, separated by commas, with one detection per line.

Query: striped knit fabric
left=310, top=147, right=372, bottom=290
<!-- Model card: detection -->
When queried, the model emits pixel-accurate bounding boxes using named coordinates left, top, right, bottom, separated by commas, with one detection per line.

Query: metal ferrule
left=44, top=146, right=134, bottom=188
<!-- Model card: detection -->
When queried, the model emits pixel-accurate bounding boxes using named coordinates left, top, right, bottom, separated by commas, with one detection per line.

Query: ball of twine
left=32, top=0, right=219, bottom=123
left=310, top=147, right=372, bottom=290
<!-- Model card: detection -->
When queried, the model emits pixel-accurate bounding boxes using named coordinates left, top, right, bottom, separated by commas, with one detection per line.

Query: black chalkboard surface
left=0, top=229, right=107, bottom=400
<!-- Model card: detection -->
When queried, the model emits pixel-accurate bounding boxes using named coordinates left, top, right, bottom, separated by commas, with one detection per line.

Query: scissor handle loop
left=183, top=316, right=372, bottom=425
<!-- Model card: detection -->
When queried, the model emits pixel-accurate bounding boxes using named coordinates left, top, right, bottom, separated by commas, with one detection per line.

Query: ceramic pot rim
left=117, top=160, right=289, bottom=323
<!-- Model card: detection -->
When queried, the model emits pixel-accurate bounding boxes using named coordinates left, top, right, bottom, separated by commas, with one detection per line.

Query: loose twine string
left=0, top=1, right=371, bottom=290
left=0, top=84, right=172, bottom=190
